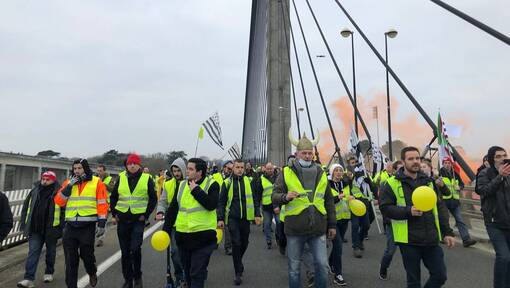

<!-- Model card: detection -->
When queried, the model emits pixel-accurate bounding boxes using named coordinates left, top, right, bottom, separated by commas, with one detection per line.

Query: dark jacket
left=20, top=181, right=64, bottom=238
left=475, top=167, right=510, bottom=229
left=163, top=176, right=220, bottom=251
left=252, top=172, right=278, bottom=211
left=110, top=170, right=157, bottom=222
left=379, top=169, right=454, bottom=246
left=0, top=191, right=13, bottom=242
left=272, top=162, right=336, bottom=237
left=218, top=175, right=261, bottom=221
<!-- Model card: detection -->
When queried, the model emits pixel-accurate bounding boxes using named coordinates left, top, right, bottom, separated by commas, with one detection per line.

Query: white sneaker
left=17, top=279, right=35, bottom=288
left=43, top=274, right=53, bottom=283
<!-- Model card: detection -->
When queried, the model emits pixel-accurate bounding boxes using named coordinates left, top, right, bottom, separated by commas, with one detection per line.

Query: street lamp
left=340, top=28, right=358, bottom=136
left=297, top=107, right=304, bottom=136
left=384, top=28, right=397, bottom=160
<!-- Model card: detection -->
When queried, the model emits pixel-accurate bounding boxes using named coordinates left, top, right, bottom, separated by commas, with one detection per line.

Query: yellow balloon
left=412, top=186, right=437, bottom=212
left=216, top=228, right=223, bottom=245
left=349, top=199, right=366, bottom=216
left=151, top=231, right=170, bottom=252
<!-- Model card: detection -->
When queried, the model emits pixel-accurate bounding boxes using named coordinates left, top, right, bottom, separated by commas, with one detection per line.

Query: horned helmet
left=288, top=128, right=320, bottom=151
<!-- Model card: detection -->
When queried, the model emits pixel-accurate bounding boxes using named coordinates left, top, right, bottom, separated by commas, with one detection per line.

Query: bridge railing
left=1, top=189, right=31, bottom=249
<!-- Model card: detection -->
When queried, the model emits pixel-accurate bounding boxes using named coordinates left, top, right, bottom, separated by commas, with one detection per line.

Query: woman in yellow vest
left=162, top=158, right=220, bottom=288
left=110, top=154, right=157, bottom=288
left=327, top=164, right=352, bottom=286
left=217, top=159, right=262, bottom=285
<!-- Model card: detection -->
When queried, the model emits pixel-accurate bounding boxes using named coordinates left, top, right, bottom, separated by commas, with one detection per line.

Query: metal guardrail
left=1, top=189, right=31, bottom=250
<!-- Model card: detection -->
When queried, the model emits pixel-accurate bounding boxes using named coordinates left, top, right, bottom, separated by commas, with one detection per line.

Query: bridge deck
left=0, top=221, right=493, bottom=287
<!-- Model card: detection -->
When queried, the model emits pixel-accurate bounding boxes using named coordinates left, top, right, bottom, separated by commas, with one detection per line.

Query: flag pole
left=194, top=135, right=199, bottom=158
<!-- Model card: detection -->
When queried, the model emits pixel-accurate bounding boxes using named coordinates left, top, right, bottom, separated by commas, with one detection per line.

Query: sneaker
left=134, top=278, right=143, bottom=288
left=463, top=239, right=477, bottom=248
left=353, top=248, right=362, bottom=258
left=342, top=238, right=348, bottom=243
left=89, top=273, right=98, bottom=287
left=234, top=274, right=242, bottom=286
left=333, top=274, right=347, bottom=286
left=225, top=248, right=232, bottom=255
left=267, top=241, right=272, bottom=250
left=17, top=280, right=34, bottom=288
left=43, top=274, right=54, bottom=283
left=379, top=266, right=388, bottom=281
left=307, top=276, right=314, bottom=287
left=96, top=239, right=104, bottom=247
left=359, top=243, right=365, bottom=251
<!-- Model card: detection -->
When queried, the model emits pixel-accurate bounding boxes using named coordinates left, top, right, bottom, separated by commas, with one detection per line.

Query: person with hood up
left=156, top=157, right=186, bottom=285
left=476, top=146, right=510, bottom=288
left=17, top=171, right=63, bottom=288
left=54, top=158, right=108, bottom=288
left=110, top=154, right=157, bottom=288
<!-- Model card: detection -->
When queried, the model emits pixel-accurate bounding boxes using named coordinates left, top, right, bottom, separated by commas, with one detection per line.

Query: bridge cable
left=430, top=0, right=510, bottom=46
left=290, top=0, right=344, bottom=165
left=332, top=0, right=476, bottom=180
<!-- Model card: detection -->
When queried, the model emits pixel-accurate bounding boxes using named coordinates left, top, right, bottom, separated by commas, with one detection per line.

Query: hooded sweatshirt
left=157, top=158, right=187, bottom=214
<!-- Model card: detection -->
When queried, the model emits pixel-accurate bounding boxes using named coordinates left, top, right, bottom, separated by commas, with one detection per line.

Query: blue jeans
left=399, top=244, right=447, bottom=288
left=351, top=212, right=370, bottom=249
left=486, top=224, right=510, bottom=288
left=380, top=224, right=397, bottom=270
left=445, top=201, right=471, bottom=242
left=24, top=233, right=57, bottom=280
left=263, top=209, right=280, bottom=243
left=329, top=220, right=349, bottom=275
left=170, top=228, right=184, bottom=282
left=287, top=234, right=328, bottom=288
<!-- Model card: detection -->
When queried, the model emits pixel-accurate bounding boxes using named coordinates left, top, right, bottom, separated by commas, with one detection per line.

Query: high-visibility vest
left=65, top=176, right=100, bottom=222
left=374, top=171, right=390, bottom=186
left=115, top=171, right=150, bottom=214
left=260, top=175, right=274, bottom=206
left=225, top=176, right=255, bottom=221
left=175, top=176, right=217, bottom=233
left=283, top=166, right=328, bottom=217
left=330, top=183, right=351, bottom=220
left=103, top=176, right=112, bottom=186
left=212, top=172, right=224, bottom=187
left=164, top=178, right=178, bottom=204
left=441, top=177, right=460, bottom=200
left=280, top=205, right=286, bottom=222
left=26, top=197, right=61, bottom=227
left=386, top=177, right=441, bottom=244
left=351, top=184, right=370, bottom=200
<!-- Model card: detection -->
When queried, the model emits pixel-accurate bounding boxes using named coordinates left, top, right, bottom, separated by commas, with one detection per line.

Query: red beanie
left=41, top=171, right=57, bottom=181
left=126, top=154, right=142, bottom=165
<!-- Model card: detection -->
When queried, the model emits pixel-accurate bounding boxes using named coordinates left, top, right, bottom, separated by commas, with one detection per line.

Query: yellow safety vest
left=330, top=183, right=351, bottom=220
left=103, top=176, right=112, bottom=186
left=441, top=177, right=460, bottom=200
left=26, top=197, right=60, bottom=227
left=387, top=177, right=441, bottom=244
left=175, top=176, right=217, bottom=233
left=115, top=171, right=150, bottom=214
left=212, top=172, right=224, bottom=188
left=164, top=178, right=178, bottom=204
left=283, top=166, right=328, bottom=217
left=225, top=176, right=255, bottom=222
left=260, top=175, right=274, bottom=206
left=65, top=176, right=100, bottom=222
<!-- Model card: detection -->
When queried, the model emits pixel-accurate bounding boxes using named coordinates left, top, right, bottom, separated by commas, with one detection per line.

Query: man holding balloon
left=379, top=147, right=455, bottom=288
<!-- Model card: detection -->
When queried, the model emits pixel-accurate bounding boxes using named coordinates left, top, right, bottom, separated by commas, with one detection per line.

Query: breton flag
left=371, top=142, right=387, bottom=176
left=228, top=143, right=242, bottom=159
left=202, top=112, right=224, bottom=150
left=437, top=112, right=461, bottom=173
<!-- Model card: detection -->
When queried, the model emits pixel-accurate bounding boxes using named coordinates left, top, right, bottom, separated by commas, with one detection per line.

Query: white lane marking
left=77, top=221, right=164, bottom=288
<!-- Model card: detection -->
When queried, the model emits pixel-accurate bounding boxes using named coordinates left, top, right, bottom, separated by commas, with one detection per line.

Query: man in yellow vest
left=217, top=159, right=262, bottom=285
left=163, top=158, right=220, bottom=288
left=18, top=171, right=63, bottom=288
left=439, top=158, right=476, bottom=247
left=155, top=157, right=186, bottom=285
left=54, top=158, right=109, bottom=288
left=253, top=162, right=279, bottom=249
left=273, top=132, right=336, bottom=288
left=110, top=154, right=157, bottom=288
left=380, top=147, right=455, bottom=288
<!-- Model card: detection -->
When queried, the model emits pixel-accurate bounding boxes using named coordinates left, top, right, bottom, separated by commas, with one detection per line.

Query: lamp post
left=279, top=106, right=288, bottom=166
left=341, top=28, right=358, bottom=136
left=297, top=107, right=304, bottom=136
left=384, top=28, right=397, bottom=160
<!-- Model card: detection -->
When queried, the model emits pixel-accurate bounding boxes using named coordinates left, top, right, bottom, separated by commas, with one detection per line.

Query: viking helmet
left=289, top=128, right=320, bottom=151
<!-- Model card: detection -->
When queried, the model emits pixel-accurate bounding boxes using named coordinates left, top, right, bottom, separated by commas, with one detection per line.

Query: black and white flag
left=228, top=143, right=242, bottom=159
left=202, top=112, right=224, bottom=150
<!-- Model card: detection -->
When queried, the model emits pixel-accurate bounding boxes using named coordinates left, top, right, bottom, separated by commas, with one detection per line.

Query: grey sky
left=0, top=0, right=508, bottom=160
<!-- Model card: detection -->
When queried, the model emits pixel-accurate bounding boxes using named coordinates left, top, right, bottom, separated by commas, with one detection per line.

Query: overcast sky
left=0, top=0, right=508, bottom=161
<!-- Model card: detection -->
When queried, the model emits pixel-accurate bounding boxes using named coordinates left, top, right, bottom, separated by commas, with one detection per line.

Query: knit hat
left=329, top=164, right=344, bottom=178
left=41, top=171, right=57, bottom=181
left=126, top=154, right=142, bottom=165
